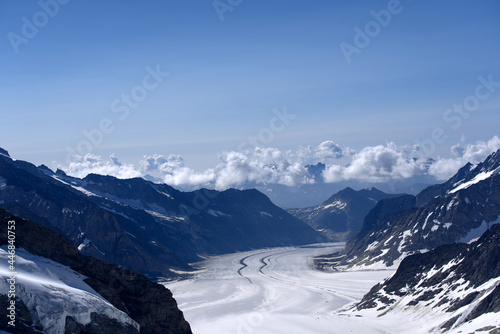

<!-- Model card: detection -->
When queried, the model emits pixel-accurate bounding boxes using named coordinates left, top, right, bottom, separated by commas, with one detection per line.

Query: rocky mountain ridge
left=317, top=149, right=500, bottom=270
left=0, top=209, right=192, bottom=334
left=0, top=148, right=323, bottom=278
left=348, top=223, right=500, bottom=333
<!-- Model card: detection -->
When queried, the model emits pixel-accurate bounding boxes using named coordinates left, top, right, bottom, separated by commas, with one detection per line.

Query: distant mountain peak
left=38, top=164, right=54, bottom=175
left=288, top=187, right=403, bottom=241
left=450, top=149, right=500, bottom=187
left=306, top=162, right=326, bottom=182
left=336, top=186, right=355, bottom=195
left=55, top=168, right=68, bottom=177
left=327, top=187, right=391, bottom=204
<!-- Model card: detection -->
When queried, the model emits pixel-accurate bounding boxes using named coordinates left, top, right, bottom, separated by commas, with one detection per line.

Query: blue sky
left=1, top=0, right=499, bottom=184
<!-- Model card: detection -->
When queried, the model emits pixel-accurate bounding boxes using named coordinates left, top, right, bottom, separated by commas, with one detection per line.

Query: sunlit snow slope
left=0, top=247, right=139, bottom=334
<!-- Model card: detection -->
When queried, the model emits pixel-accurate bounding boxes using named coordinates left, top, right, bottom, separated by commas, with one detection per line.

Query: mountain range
left=318, top=149, right=500, bottom=271
left=0, top=148, right=323, bottom=278
left=2, top=146, right=500, bottom=333
left=317, top=149, right=500, bottom=333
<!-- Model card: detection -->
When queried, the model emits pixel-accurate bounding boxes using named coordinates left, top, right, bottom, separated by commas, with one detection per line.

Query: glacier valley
left=163, top=243, right=395, bottom=334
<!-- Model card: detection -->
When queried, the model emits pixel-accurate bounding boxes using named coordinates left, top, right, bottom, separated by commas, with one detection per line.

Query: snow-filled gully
left=163, top=243, right=395, bottom=334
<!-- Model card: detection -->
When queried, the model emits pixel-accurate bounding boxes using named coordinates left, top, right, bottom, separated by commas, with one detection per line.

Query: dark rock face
left=353, top=224, right=500, bottom=332
left=288, top=187, right=403, bottom=241
left=65, top=313, right=140, bottom=334
left=0, top=154, right=186, bottom=278
left=337, top=149, right=500, bottom=269
left=355, top=194, right=416, bottom=239
left=0, top=151, right=323, bottom=278
left=0, top=209, right=192, bottom=334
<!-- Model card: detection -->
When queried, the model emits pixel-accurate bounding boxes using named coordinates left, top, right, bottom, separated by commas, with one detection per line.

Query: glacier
left=0, top=247, right=139, bottom=333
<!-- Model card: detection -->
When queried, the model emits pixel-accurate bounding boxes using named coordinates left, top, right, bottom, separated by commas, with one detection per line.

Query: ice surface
left=165, top=242, right=500, bottom=333
left=163, top=243, right=394, bottom=334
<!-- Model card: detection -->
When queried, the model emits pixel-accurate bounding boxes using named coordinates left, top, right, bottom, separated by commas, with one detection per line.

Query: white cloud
left=323, top=143, right=422, bottom=183
left=66, top=154, right=142, bottom=179
left=428, top=136, right=500, bottom=180
left=426, top=158, right=465, bottom=181
left=315, top=140, right=344, bottom=159
left=163, top=167, right=216, bottom=187
left=286, top=141, right=348, bottom=163
left=139, top=154, right=215, bottom=187
left=62, top=136, right=500, bottom=190
left=139, top=154, right=184, bottom=174
left=462, top=136, right=500, bottom=161
left=451, top=144, right=465, bottom=157
left=214, top=148, right=311, bottom=190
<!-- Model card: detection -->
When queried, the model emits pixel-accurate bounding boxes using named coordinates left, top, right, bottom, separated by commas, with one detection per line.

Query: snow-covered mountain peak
left=447, top=149, right=500, bottom=194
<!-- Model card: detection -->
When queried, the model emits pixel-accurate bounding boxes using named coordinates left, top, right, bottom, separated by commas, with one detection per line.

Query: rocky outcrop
left=64, top=313, right=139, bottom=334
left=0, top=209, right=192, bottom=334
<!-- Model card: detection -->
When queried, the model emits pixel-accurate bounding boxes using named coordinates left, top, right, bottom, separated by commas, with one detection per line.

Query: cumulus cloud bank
left=323, top=143, right=422, bottom=183
left=427, top=136, right=500, bottom=180
left=139, top=154, right=216, bottom=186
left=63, top=136, right=500, bottom=190
left=65, top=154, right=142, bottom=179
left=215, top=148, right=311, bottom=190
